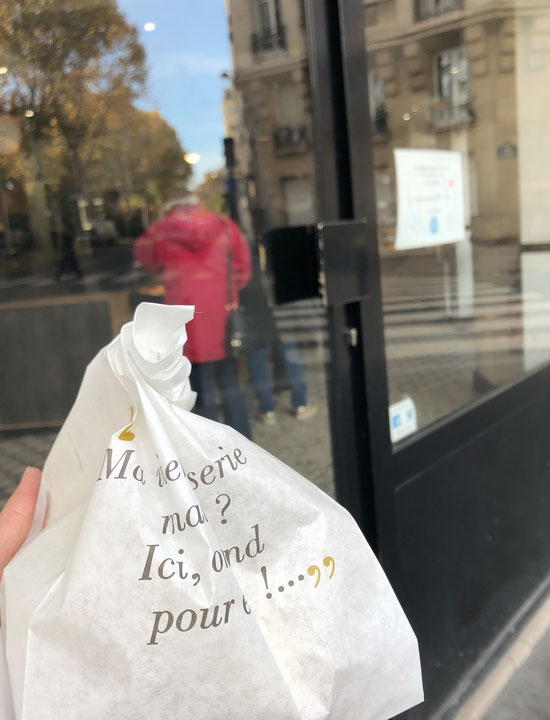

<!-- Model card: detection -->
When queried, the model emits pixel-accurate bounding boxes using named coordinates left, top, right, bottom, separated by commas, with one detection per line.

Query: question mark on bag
left=216, top=494, right=231, bottom=524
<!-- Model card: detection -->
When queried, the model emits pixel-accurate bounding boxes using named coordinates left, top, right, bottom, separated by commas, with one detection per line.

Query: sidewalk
left=0, top=430, right=57, bottom=507
left=485, top=629, right=550, bottom=719
left=0, top=363, right=334, bottom=507
left=454, top=594, right=550, bottom=720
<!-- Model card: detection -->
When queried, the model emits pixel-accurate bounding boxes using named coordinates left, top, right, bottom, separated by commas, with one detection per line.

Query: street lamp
left=184, top=152, right=200, bottom=165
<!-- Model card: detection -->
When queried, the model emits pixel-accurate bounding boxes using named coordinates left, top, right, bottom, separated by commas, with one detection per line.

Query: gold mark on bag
left=119, top=406, right=136, bottom=441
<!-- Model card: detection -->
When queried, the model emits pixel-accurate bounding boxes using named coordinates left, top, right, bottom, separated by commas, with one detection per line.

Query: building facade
left=226, top=0, right=550, bottom=250
left=225, top=0, right=316, bottom=236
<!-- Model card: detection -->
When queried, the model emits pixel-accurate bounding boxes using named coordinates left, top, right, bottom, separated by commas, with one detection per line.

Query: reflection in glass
left=0, top=0, right=334, bottom=506
left=366, top=0, right=550, bottom=438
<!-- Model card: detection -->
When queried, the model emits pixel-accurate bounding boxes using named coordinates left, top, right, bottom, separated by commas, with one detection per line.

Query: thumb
left=0, top=467, right=42, bottom=582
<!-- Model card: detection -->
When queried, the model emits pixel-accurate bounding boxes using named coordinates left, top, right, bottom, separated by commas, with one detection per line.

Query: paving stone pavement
left=2, top=270, right=549, bottom=507
left=0, top=431, right=58, bottom=508
left=0, top=343, right=334, bottom=509
left=484, top=630, right=550, bottom=720
left=0, top=399, right=333, bottom=510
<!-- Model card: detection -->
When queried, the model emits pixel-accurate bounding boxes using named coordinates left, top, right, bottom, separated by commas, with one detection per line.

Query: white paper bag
left=1, top=303, right=423, bottom=719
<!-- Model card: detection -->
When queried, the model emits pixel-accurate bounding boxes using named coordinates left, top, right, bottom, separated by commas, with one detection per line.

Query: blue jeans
left=247, top=341, right=307, bottom=413
left=190, top=359, right=252, bottom=439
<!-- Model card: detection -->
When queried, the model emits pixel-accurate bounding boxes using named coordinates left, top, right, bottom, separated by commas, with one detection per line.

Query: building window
left=282, top=177, right=315, bottom=225
left=368, top=70, right=385, bottom=118
left=273, top=84, right=307, bottom=152
left=368, top=70, right=388, bottom=135
left=415, top=0, right=463, bottom=22
left=257, top=0, right=275, bottom=34
left=252, top=0, right=286, bottom=54
left=436, top=47, right=470, bottom=105
left=431, top=47, right=474, bottom=129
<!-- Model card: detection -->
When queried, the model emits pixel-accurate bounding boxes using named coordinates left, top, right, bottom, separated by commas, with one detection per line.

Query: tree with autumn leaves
left=0, top=0, right=190, bottom=257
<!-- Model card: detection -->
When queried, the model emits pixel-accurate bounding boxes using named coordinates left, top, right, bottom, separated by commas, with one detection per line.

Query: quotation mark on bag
left=118, top=406, right=136, bottom=441
left=261, top=556, right=335, bottom=599
left=308, top=556, right=336, bottom=588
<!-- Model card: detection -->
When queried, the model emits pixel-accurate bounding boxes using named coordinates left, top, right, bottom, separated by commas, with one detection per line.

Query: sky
left=118, top=0, right=233, bottom=186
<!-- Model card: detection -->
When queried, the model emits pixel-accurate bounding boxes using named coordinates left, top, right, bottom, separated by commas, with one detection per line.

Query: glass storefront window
left=0, top=0, right=334, bottom=506
left=365, top=2, right=550, bottom=440
left=3, top=0, right=550, bottom=481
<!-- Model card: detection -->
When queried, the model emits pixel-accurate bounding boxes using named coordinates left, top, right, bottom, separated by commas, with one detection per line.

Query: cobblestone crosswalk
left=3, top=268, right=550, bottom=511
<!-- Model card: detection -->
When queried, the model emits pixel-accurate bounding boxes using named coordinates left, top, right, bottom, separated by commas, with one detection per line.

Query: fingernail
left=20, top=466, right=39, bottom=483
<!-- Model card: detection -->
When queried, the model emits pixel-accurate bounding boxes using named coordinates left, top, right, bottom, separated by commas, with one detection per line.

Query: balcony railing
left=428, top=99, right=476, bottom=130
left=415, top=0, right=463, bottom=21
left=251, top=26, right=286, bottom=54
left=273, top=126, right=308, bottom=153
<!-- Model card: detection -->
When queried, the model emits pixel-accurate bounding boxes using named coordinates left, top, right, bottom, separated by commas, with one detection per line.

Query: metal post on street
left=223, top=137, right=239, bottom=224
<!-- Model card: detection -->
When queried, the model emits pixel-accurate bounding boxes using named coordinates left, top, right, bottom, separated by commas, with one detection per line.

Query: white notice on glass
left=394, top=148, right=466, bottom=250
left=389, top=396, right=418, bottom=443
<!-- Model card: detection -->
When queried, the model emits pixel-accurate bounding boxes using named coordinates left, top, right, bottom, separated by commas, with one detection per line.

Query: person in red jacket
left=134, top=200, right=253, bottom=438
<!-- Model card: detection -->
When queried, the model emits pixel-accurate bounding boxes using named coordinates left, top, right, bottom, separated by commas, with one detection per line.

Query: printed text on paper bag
left=96, top=442, right=335, bottom=645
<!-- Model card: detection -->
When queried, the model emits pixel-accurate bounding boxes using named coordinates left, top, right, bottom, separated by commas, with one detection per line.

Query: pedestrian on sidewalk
left=134, top=198, right=253, bottom=439
left=240, top=241, right=317, bottom=425
left=55, top=218, right=83, bottom=281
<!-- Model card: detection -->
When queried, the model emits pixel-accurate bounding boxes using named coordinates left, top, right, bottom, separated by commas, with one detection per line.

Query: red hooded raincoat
left=134, top=205, right=251, bottom=364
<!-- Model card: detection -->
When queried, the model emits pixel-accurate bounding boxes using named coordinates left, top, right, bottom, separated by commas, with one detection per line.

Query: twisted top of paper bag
left=133, top=303, right=194, bottom=362
left=108, top=303, right=197, bottom=411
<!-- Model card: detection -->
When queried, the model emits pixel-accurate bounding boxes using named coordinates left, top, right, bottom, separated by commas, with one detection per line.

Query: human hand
left=0, top=467, right=41, bottom=582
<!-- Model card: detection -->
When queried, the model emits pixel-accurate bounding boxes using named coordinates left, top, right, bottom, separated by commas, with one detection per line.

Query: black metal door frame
left=304, top=0, right=396, bottom=560
left=304, top=1, right=550, bottom=717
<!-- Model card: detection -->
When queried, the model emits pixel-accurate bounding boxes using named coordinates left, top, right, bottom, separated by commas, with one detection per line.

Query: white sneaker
left=295, top=405, right=318, bottom=421
left=261, top=411, right=277, bottom=425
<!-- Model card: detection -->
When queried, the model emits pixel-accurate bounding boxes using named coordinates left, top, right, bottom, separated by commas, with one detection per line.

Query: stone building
left=367, top=0, right=521, bottom=248
left=224, top=0, right=315, bottom=237
left=225, top=0, right=550, bottom=248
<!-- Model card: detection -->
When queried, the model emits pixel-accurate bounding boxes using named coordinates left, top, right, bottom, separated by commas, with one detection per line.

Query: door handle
left=343, top=326, right=359, bottom=347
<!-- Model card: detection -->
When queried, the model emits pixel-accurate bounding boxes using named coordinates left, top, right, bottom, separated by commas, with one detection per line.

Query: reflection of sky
left=118, top=0, right=231, bottom=185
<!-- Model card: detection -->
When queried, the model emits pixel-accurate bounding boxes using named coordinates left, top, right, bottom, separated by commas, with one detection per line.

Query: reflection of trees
left=85, top=108, right=191, bottom=219
left=0, top=0, right=190, bottom=263
left=197, top=171, right=226, bottom=214
left=0, top=0, right=145, bottom=190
